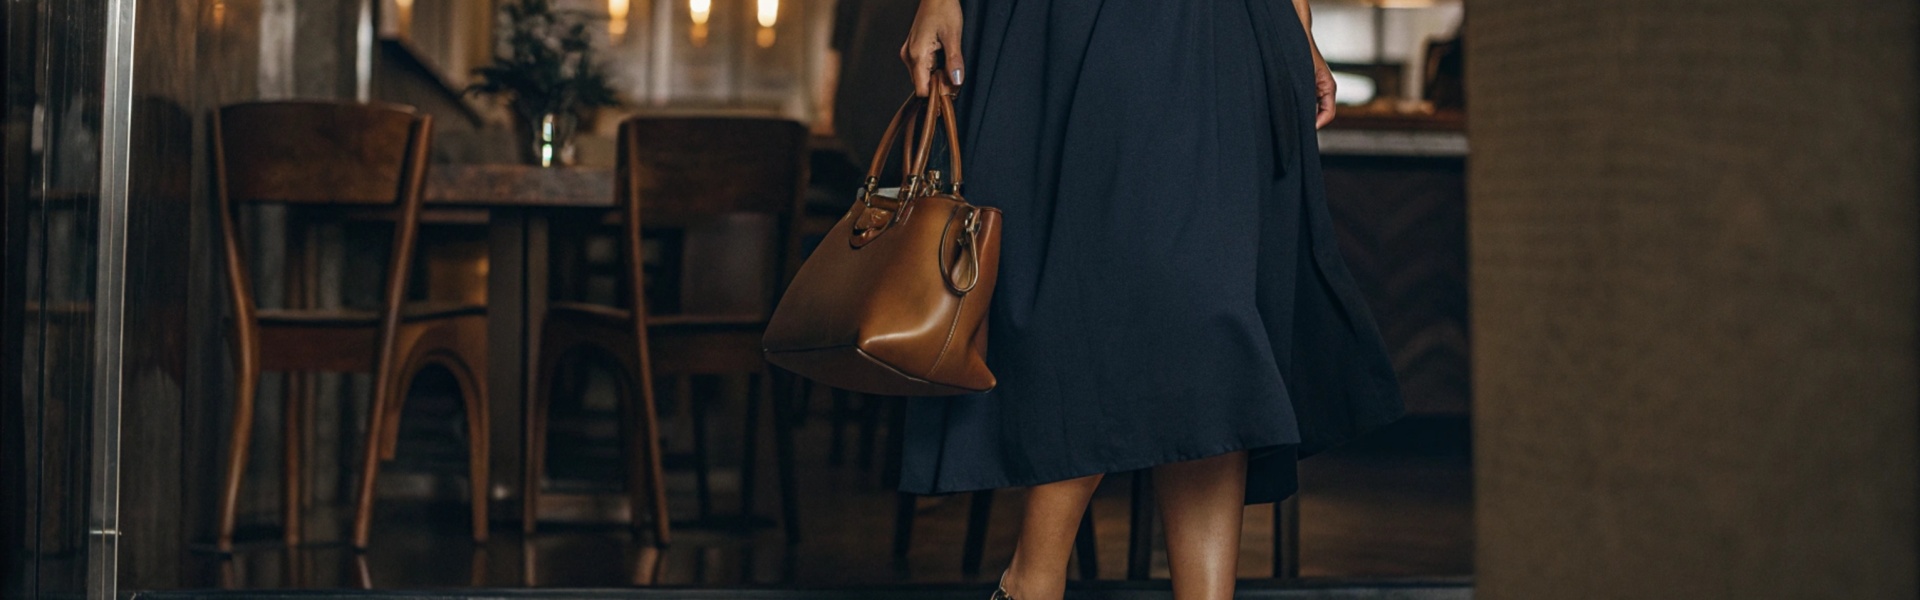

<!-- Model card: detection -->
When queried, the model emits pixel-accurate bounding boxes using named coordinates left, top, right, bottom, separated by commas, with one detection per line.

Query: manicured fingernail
left=952, top=68, right=964, bottom=85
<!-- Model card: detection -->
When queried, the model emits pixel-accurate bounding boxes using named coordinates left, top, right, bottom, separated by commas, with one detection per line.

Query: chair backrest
left=613, top=116, right=810, bottom=317
left=212, top=101, right=434, bottom=351
left=617, top=117, right=809, bottom=224
left=216, top=101, right=428, bottom=206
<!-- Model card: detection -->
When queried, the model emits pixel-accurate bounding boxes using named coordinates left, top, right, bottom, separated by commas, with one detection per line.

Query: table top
left=425, top=163, right=615, bottom=208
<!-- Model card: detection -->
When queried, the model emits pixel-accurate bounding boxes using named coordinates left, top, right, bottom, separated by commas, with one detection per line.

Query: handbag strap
left=865, top=96, right=923, bottom=185
left=864, top=78, right=965, bottom=196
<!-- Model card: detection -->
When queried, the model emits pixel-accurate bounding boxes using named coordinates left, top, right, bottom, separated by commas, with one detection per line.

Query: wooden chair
left=523, top=117, right=810, bottom=547
left=212, top=101, right=489, bottom=551
left=877, top=394, right=1099, bottom=578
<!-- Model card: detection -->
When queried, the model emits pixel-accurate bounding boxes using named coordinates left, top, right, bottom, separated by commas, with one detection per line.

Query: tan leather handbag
left=764, top=81, right=1003, bottom=396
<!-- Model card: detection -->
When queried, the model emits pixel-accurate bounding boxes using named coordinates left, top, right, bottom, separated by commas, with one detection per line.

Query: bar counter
left=1316, top=113, right=1470, bottom=415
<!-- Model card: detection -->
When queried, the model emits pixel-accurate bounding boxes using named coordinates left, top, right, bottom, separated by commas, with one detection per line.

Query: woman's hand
left=1294, top=0, right=1335, bottom=128
left=900, top=0, right=964, bottom=96
left=1309, top=41, right=1337, bottom=129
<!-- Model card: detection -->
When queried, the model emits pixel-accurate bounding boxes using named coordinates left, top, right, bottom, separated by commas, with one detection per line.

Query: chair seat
left=546, top=302, right=768, bottom=375
left=257, top=302, right=485, bottom=326
left=548, top=301, right=765, bottom=329
left=255, top=302, right=486, bottom=373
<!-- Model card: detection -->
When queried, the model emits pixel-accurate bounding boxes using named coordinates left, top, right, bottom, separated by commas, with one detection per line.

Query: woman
left=894, top=0, right=1404, bottom=598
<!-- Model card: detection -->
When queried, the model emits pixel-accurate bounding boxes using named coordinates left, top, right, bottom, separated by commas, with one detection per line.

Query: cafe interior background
left=5, top=0, right=1915, bottom=598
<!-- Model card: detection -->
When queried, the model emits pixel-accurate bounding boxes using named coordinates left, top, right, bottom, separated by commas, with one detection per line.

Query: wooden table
left=424, top=163, right=615, bottom=503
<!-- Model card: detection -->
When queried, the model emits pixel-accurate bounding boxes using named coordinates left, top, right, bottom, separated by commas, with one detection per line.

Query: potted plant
left=469, top=0, right=621, bottom=167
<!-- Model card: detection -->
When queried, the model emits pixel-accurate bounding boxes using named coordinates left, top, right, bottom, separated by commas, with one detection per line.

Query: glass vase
left=516, top=111, right=578, bottom=168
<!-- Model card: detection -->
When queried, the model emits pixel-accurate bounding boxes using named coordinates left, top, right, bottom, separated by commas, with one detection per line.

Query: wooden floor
left=138, top=580, right=1473, bottom=600
left=182, top=390, right=1470, bottom=594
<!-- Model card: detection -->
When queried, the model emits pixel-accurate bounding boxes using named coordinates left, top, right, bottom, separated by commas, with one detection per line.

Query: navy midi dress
left=897, top=0, right=1403, bottom=504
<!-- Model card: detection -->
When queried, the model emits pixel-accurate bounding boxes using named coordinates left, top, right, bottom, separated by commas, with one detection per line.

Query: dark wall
left=1469, top=0, right=1919, bottom=597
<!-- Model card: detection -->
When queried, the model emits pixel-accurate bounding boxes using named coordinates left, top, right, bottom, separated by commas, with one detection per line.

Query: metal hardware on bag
left=940, top=205, right=983, bottom=295
left=851, top=175, right=917, bottom=248
left=901, top=174, right=924, bottom=204
left=858, top=176, right=879, bottom=208
left=858, top=175, right=912, bottom=219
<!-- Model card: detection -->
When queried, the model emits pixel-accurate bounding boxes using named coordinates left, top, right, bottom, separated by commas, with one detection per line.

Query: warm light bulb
left=756, top=0, right=778, bottom=28
left=608, top=0, right=629, bottom=38
left=394, top=0, right=414, bottom=34
left=689, top=0, right=711, bottom=25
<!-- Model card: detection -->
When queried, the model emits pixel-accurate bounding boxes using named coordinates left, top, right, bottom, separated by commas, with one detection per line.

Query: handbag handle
left=864, top=78, right=964, bottom=198
left=912, top=80, right=965, bottom=190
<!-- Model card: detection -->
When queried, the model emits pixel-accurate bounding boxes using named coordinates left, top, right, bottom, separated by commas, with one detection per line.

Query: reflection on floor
left=194, top=401, right=1469, bottom=591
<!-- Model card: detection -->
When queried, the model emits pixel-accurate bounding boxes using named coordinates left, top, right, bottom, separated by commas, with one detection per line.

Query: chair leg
left=828, top=388, right=849, bottom=466
left=738, top=372, right=765, bottom=533
left=525, top=350, right=560, bottom=535
left=892, top=492, right=916, bottom=560
left=446, top=356, right=491, bottom=543
left=685, top=375, right=711, bottom=521
left=379, top=373, right=407, bottom=461
left=881, top=398, right=906, bottom=485
left=354, top=554, right=373, bottom=589
left=471, top=545, right=490, bottom=587
left=216, top=364, right=262, bottom=552
left=645, top=397, right=673, bottom=548
left=282, top=371, right=306, bottom=546
left=622, top=361, right=672, bottom=547
left=961, top=491, right=993, bottom=576
left=352, top=369, right=401, bottom=549
left=774, top=371, right=802, bottom=545
left=857, top=393, right=883, bottom=471
left=1273, top=495, right=1300, bottom=578
left=889, top=395, right=914, bottom=561
left=1126, top=469, right=1155, bottom=580
left=1075, top=503, right=1098, bottom=580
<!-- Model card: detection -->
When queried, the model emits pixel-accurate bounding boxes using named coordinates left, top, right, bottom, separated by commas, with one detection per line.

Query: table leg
left=488, top=209, right=529, bottom=521
left=525, top=216, right=550, bottom=526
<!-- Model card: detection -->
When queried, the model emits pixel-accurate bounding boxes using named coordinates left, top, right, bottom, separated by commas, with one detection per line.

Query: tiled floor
left=194, top=392, right=1469, bottom=591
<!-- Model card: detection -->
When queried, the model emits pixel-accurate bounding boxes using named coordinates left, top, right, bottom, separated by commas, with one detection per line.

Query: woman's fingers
left=902, top=0, right=963, bottom=97
left=901, top=33, right=930, bottom=96
left=939, top=28, right=965, bottom=87
left=910, top=45, right=933, bottom=96
left=1316, top=87, right=1337, bottom=129
left=1310, top=45, right=1337, bottom=129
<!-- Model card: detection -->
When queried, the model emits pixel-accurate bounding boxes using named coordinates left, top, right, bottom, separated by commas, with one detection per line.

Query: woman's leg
left=1153, top=450, right=1248, bottom=600
left=1001, top=473, right=1103, bottom=600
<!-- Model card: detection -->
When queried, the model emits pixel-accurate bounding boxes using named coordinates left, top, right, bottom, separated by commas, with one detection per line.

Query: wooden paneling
left=1469, top=0, right=1918, bottom=598
left=1323, top=155, right=1470, bottom=416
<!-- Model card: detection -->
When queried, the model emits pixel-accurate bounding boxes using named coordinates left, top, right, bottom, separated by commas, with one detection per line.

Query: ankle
left=999, top=563, right=1063, bottom=600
